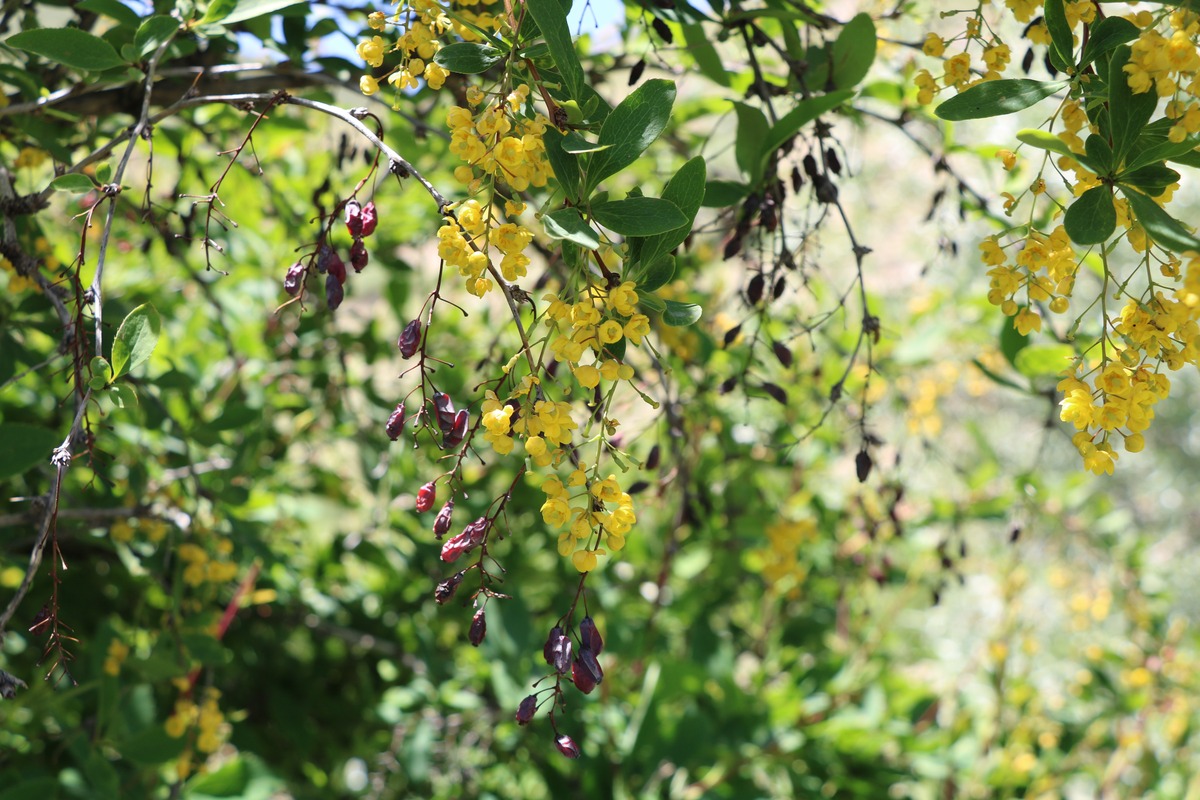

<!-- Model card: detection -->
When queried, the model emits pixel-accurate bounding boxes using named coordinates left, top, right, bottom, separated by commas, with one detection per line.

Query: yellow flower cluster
left=480, top=377, right=579, bottom=462
left=540, top=469, right=635, bottom=573
left=436, top=199, right=534, bottom=297
left=110, top=516, right=169, bottom=544
left=447, top=91, right=553, bottom=192
left=103, top=638, right=129, bottom=677
left=542, top=283, right=644, bottom=390
left=754, top=518, right=816, bottom=599
left=1, top=255, right=37, bottom=294
left=355, top=0, right=455, bottom=97
left=178, top=539, right=238, bottom=587
left=981, top=225, right=1078, bottom=335
left=166, top=687, right=227, bottom=754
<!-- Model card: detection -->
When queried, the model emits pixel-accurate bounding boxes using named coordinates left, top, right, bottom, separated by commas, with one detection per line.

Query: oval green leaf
left=831, top=13, right=876, bottom=90
left=134, top=15, right=179, bottom=58
left=1121, top=187, right=1200, bottom=252
left=662, top=299, right=702, bottom=327
left=1043, top=0, right=1075, bottom=73
left=433, top=42, right=504, bottom=74
left=541, top=208, right=600, bottom=250
left=8, top=27, right=126, bottom=72
left=591, top=197, right=687, bottom=237
left=1064, top=185, right=1116, bottom=245
left=1014, top=343, right=1075, bottom=379
left=111, top=303, right=162, bottom=380
left=587, top=79, right=676, bottom=193
left=49, top=174, right=97, bottom=194
left=935, top=79, right=1067, bottom=121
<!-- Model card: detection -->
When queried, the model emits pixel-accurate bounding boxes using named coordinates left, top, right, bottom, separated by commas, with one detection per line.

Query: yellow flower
left=357, top=36, right=387, bottom=68
left=360, top=75, right=380, bottom=95
left=922, top=33, right=945, bottom=58
left=574, top=364, right=600, bottom=389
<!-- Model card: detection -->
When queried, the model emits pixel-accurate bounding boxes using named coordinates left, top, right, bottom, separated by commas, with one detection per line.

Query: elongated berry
left=328, top=251, right=347, bottom=285
left=416, top=481, right=436, bottom=512
left=440, top=516, right=489, bottom=562
left=398, top=319, right=422, bottom=359
left=433, top=500, right=454, bottom=538
left=360, top=201, right=377, bottom=237
left=434, top=393, right=456, bottom=433
left=544, top=626, right=572, bottom=674
left=578, top=648, right=603, bottom=685
left=443, top=409, right=469, bottom=449
left=385, top=402, right=406, bottom=440
left=325, top=273, right=343, bottom=309
left=345, top=199, right=363, bottom=237
left=350, top=239, right=368, bottom=272
left=554, top=734, right=581, bottom=759
left=579, top=616, right=603, bottom=655
left=572, top=657, right=597, bottom=694
left=283, top=262, right=304, bottom=296
left=469, top=608, right=486, bottom=646
left=515, top=694, right=537, bottom=725
left=434, top=571, right=464, bottom=604
left=315, top=244, right=333, bottom=274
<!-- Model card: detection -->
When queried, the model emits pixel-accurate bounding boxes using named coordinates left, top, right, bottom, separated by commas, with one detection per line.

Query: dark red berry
left=360, top=201, right=378, bottom=237
left=315, top=244, right=333, bottom=274
left=440, top=516, right=490, bottom=562
left=578, top=648, right=603, bottom=685
left=416, top=482, right=436, bottom=512
left=433, top=500, right=454, bottom=538
left=325, top=273, right=343, bottom=309
left=350, top=238, right=368, bottom=272
left=398, top=319, right=422, bottom=359
left=856, top=449, right=873, bottom=483
left=469, top=608, right=486, bottom=646
left=554, top=734, right=581, bottom=759
left=434, top=393, right=456, bottom=433
left=385, top=402, right=406, bottom=440
left=572, top=657, right=597, bottom=694
left=345, top=199, right=363, bottom=237
left=443, top=409, right=468, bottom=449
left=327, top=251, right=347, bottom=285
left=435, top=571, right=464, bottom=604
left=544, top=626, right=572, bottom=674
left=283, top=262, right=304, bottom=296
left=516, top=694, right=537, bottom=725
left=579, top=616, right=603, bottom=654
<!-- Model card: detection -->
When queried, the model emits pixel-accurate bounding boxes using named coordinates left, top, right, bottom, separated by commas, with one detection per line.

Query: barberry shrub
left=3, top=1, right=1200, bottom=797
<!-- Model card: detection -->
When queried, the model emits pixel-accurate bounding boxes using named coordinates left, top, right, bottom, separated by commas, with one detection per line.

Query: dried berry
left=315, top=243, right=333, bottom=274
left=802, top=153, right=820, bottom=181
left=443, top=409, right=468, bottom=449
left=416, top=481, right=437, bottom=512
left=629, top=59, right=646, bottom=86
left=325, top=273, right=343, bottom=309
left=555, top=734, right=581, bottom=759
left=747, top=273, right=765, bottom=305
left=360, top=201, right=378, bottom=237
left=515, top=694, right=538, bottom=725
left=772, top=341, right=794, bottom=368
left=398, top=319, right=422, bottom=359
left=433, top=500, right=454, bottom=538
left=723, top=324, right=742, bottom=347
left=544, top=626, right=572, bottom=674
left=856, top=449, right=873, bottom=483
left=440, top=516, right=490, bottom=562
left=572, top=657, right=598, bottom=694
left=327, top=250, right=347, bottom=285
left=651, top=17, right=673, bottom=43
left=434, top=571, right=464, bottom=604
left=385, top=402, right=406, bottom=441
left=579, top=616, right=603, bottom=654
left=579, top=648, right=604, bottom=685
left=283, top=261, right=304, bottom=296
left=469, top=608, right=487, bottom=646
left=434, top=393, right=457, bottom=433
left=350, top=238, right=368, bottom=272
left=645, top=445, right=660, bottom=471
left=345, top=198, right=363, bottom=237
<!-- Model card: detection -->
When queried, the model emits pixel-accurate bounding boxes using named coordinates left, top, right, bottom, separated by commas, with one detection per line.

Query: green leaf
left=732, top=102, right=769, bottom=184
left=1109, top=45, right=1158, bottom=168
left=525, top=0, right=587, bottom=102
left=761, top=90, right=854, bottom=163
left=7, top=28, right=126, bottom=72
left=1079, top=16, right=1138, bottom=68
left=214, top=0, right=305, bottom=25
left=433, top=42, right=504, bottom=74
left=1015, top=128, right=1100, bottom=172
left=662, top=299, right=702, bottom=326
left=637, top=291, right=666, bottom=313
left=591, top=197, right=687, bottom=236
left=830, top=13, right=876, bottom=90
left=1121, top=187, right=1200, bottom=252
left=134, top=15, right=179, bottom=58
left=1118, top=163, right=1180, bottom=196
left=120, top=726, right=187, bottom=766
left=636, top=156, right=706, bottom=267
left=1014, top=343, right=1075, bottom=379
left=934, top=79, right=1067, bottom=121
left=184, top=757, right=249, bottom=796
left=702, top=180, right=750, bottom=207
left=1043, top=0, right=1075, bottom=73
left=0, top=424, right=59, bottom=479
left=199, top=0, right=238, bottom=25
left=999, top=314, right=1029, bottom=367
left=91, top=356, right=112, bottom=384
left=638, top=257, right=675, bottom=292
left=541, top=208, right=600, bottom=249
left=681, top=23, right=729, bottom=86
left=586, top=79, right=676, bottom=193
left=75, top=0, right=141, bottom=27
left=1063, top=185, right=1116, bottom=245
left=542, top=128, right=581, bottom=201
left=559, top=131, right=610, bottom=154
left=48, top=174, right=97, bottom=194
left=181, top=633, right=228, bottom=666
left=1084, top=134, right=1113, bottom=175
left=1124, top=132, right=1200, bottom=172
left=110, top=383, right=138, bottom=408
left=0, top=779, right=59, bottom=800
left=110, top=303, right=162, bottom=380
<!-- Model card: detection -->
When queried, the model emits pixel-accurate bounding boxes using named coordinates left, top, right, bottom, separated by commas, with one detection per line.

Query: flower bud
left=345, top=199, right=363, bottom=237
left=433, top=500, right=454, bottom=538
left=360, top=201, right=378, bottom=237
left=325, top=273, right=343, bottom=309
left=434, top=571, right=464, bottom=604
left=398, top=319, right=422, bottom=359
left=283, top=262, right=305, bottom=296
left=579, top=616, right=603, bottom=655
left=350, top=238, right=369, bottom=272
left=416, top=481, right=437, bottom=512
left=469, top=608, right=486, bottom=646
left=554, top=734, right=581, bottom=759
left=515, top=694, right=537, bottom=725
left=385, top=402, right=406, bottom=441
